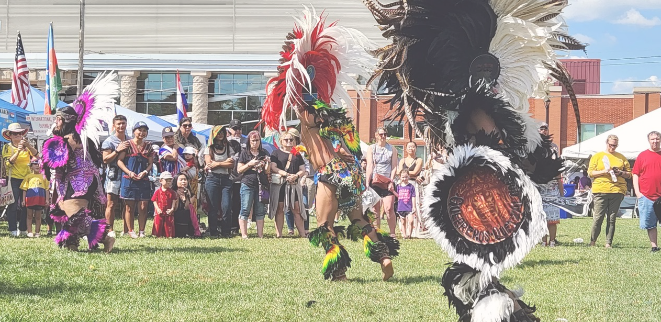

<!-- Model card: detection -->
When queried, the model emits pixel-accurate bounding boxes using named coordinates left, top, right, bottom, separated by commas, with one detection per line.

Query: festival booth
left=556, top=110, right=661, bottom=218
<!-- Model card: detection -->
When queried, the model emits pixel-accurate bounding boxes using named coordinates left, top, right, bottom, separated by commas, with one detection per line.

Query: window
left=581, top=123, right=613, bottom=141
left=207, top=73, right=271, bottom=127
left=136, top=72, right=192, bottom=116
left=384, top=120, right=404, bottom=139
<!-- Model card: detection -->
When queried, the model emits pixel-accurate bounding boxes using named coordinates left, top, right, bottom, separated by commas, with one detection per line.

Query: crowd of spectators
left=2, top=118, right=453, bottom=240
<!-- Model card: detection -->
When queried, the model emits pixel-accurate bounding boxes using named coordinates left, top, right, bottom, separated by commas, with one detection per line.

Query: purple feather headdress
left=42, top=136, right=69, bottom=169
left=73, top=92, right=95, bottom=135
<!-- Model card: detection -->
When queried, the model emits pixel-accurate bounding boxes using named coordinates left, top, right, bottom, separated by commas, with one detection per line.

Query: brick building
left=354, top=85, right=661, bottom=159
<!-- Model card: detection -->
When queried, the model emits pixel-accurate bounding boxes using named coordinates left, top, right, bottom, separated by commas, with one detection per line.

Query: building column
left=118, top=71, right=139, bottom=111
left=191, top=71, right=211, bottom=124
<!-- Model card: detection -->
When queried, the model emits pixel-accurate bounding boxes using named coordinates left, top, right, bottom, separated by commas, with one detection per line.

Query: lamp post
left=544, top=97, right=551, bottom=126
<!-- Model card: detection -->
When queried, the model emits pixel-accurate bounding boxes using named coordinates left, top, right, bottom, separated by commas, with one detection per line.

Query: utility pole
left=77, top=0, right=85, bottom=95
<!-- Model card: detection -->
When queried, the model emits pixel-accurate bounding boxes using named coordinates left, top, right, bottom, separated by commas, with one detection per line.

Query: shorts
left=397, top=211, right=411, bottom=218
left=105, top=179, right=121, bottom=196
left=638, top=195, right=660, bottom=230
left=120, top=179, right=152, bottom=201
left=27, top=205, right=45, bottom=211
left=371, top=184, right=394, bottom=198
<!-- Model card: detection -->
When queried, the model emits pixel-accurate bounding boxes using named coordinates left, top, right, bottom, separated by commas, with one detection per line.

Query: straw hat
left=2, top=123, right=28, bottom=141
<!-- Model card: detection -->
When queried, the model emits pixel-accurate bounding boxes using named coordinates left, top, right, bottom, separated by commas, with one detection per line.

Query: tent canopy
left=0, top=99, right=35, bottom=126
left=0, top=86, right=68, bottom=113
left=562, top=108, right=661, bottom=160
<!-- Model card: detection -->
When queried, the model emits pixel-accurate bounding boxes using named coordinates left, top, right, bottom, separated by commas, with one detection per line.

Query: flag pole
left=77, top=0, right=85, bottom=95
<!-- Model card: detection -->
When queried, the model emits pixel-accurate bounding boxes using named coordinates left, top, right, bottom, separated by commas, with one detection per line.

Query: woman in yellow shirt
left=2, top=123, right=38, bottom=237
left=588, top=135, right=631, bottom=248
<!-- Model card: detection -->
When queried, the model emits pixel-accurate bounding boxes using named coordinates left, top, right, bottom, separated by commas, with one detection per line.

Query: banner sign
left=26, top=115, right=56, bottom=137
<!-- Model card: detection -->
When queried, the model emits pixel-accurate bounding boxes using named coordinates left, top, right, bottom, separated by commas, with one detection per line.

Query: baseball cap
left=162, top=126, right=175, bottom=137
left=182, top=146, right=196, bottom=155
left=133, top=121, right=149, bottom=131
left=229, top=119, right=242, bottom=129
left=539, top=122, right=549, bottom=129
left=159, top=171, right=173, bottom=180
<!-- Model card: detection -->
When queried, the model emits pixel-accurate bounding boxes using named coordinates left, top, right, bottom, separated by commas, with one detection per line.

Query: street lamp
left=544, top=97, right=551, bottom=126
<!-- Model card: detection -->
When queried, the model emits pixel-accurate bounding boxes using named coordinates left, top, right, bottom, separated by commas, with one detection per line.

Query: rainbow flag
left=45, top=23, right=61, bottom=115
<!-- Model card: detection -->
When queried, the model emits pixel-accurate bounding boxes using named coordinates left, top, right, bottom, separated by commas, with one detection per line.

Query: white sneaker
left=10, top=230, right=19, bottom=237
left=34, top=233, right=40, bottom=238
left=549, top=241, right=556, bottom=247
left=27, top=233, right=34, bottom=238
left=107, top=231, right=116, bottom=239
left=128, top=231, right=138, bottom=239
left=138, top=231, right=145, bottom=238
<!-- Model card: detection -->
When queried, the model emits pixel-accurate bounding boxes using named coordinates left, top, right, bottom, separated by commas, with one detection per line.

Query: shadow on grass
left=110, top=244, right=248, bottom=254
left=0, top=281, right=98, bottom=298
left=349, top=275, right=441, bottom=285
left=517, top=259, right=578, bottom=269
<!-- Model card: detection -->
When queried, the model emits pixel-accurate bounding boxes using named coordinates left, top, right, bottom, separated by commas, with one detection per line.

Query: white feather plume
left=490, top=16, right=556, bottom=113
left=279, top=5, right=376, bottom=129
left=75, top=71, right=119, bottom=159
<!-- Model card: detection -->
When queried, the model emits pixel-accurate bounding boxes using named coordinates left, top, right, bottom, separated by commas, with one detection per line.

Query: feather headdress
left=262, top=6, right=376, bottom=132
left=364, top=0, right=586, bottom=146
left=70, top=71, right=120, bottom=157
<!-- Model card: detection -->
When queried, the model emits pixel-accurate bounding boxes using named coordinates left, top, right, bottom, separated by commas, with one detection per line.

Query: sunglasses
left=608, top=144, right=618, bottom=148
left=539, top=127, right=548, bottom=130
left=282, top=138, right=294, bottom=142
left=182, top=124, right=192, bottom=128
left=378, top=133, right=386, bottom=136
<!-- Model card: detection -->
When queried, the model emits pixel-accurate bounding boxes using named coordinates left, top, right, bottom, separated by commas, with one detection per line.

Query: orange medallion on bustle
left=448, top=166, right=524, bottom=244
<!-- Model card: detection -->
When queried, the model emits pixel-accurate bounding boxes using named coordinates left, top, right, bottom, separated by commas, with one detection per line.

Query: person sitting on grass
left=20, top=158, right=50, bottom=238
left=396, top=169, right=416, bottom=239
left=152, top=171, right=177, bottom=238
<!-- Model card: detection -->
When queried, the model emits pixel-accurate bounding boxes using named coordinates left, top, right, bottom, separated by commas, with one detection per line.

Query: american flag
left=11, top=32, right=30, bottom=109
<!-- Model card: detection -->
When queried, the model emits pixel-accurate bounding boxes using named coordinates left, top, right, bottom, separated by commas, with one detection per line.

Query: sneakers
left=10, top=230, right=19, bottom=237
left=138, top=231, right=145, bottom=238
left=549, top=241, right=556, bottom=247
left=27, top=233, right=34, bottom=238
left=652, top=247, right=660, bottom=253
left=34, top=233, right=40, bottom=238
left=128, top=231, right=138, bottom=239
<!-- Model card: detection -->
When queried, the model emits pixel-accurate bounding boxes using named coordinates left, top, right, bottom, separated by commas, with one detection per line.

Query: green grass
left=1, top=217, right=660, bottom=322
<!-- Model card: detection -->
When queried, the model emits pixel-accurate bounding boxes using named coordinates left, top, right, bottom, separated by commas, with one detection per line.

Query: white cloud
left=573, top=33, right=595, bottom=45
left=611, top=76, right=661, bottom=94
left=563, top=1, right=661, bottom=22
left=614, top=9, right=661, bottom=27
left=604, top=33, right=618, bottom=45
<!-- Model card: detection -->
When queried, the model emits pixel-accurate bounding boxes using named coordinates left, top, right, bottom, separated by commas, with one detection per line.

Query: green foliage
left=0, top=218, right=660, bottom=321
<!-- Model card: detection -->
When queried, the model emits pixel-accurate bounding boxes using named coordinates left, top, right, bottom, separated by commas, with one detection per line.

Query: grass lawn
left=1, top=216, right=660, bottom=322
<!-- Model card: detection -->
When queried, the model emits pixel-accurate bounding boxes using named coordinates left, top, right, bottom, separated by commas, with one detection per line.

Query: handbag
left=372, top=173, right=392, bottom=190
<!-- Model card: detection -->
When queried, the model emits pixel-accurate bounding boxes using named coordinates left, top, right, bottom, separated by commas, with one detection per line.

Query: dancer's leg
left=347, top=207, right=394, bottom=281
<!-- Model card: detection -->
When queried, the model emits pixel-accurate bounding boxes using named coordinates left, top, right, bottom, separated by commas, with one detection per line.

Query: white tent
left=562, top=108, right=661, bottom=160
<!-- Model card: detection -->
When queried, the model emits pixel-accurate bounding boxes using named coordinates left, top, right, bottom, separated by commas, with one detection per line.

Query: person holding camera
left=2, top=123, right=38, bottom=237
left=236, top=130, right=269, bottom=239
left=268, top=131, right=307, bottom=238
left=588, top=134, right=631, bottom=248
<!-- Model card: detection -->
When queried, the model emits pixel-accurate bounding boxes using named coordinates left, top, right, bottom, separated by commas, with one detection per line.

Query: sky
left=562, top=1, right=661, bottom=94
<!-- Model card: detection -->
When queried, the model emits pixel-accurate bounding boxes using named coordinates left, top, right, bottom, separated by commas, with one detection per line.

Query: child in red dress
left=151, top=171, right=178, bottom=237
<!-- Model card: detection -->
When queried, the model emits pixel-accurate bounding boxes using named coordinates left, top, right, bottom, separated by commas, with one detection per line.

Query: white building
left=0, top=0, right=384, bottom=127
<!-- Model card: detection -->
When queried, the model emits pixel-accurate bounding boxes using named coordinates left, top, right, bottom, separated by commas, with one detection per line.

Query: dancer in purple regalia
left=41, top=72, right=119, bottom=252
